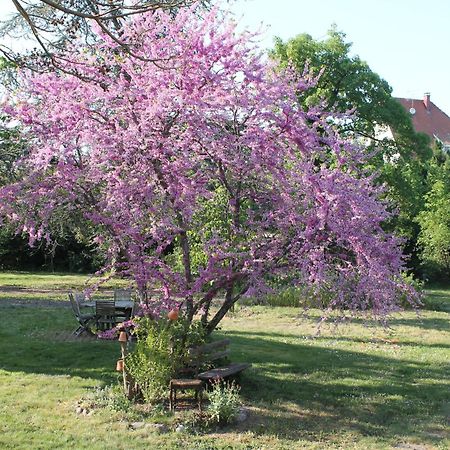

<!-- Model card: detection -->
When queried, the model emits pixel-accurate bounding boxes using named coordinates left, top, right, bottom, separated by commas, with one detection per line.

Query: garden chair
left=68, top=291, right=95, bottom=336
left=74, top=291, right=86, bottom=303
left=95, top=299, right=118, bottom=331
left=114, top=288, right=132, bottom=302
left=114, top=289, right=134, bottom=321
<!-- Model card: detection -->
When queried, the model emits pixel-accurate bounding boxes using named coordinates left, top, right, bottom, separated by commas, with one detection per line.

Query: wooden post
left=118, top=331, right=134, bottom=399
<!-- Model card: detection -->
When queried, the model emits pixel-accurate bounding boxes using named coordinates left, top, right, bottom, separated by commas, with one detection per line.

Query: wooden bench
left=169, top=339, right=251, bottom=411
left=188, top=338, right=251, bottom=382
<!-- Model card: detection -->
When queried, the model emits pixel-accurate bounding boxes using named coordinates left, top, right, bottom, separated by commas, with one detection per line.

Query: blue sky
left=230, top=0, right=450, bottom=115
left=1, top=0, right=449, bottom=114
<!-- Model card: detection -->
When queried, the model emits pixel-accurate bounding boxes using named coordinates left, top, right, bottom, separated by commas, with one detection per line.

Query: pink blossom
left=0, top=7, right=419, bottom=331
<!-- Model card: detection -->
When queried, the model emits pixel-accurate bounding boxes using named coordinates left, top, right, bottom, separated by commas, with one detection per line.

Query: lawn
left=0, top=272, right=449, bottom=449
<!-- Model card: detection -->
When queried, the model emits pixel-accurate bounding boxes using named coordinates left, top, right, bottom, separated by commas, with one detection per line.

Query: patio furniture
left=169, top=378, right=204, bottom=412
left=68, top=292, right=95, bottom=336
left=114, top=288, right=132, bottom=302
left=95, top=300, right=118, bottom=331
left=114, top=289, right=134, bottom=321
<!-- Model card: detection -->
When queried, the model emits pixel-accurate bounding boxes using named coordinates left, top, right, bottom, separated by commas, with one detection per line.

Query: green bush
left=125, top=317, right=205, bottom=403
left=398, top=272, right=424, bottom=309
left=206, top=380, right=241, bottom=425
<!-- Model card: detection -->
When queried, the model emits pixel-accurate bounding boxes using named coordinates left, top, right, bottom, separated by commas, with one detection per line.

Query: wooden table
left=83, top=300, right=134, bottom=317
left=83, top=300, right=134, bottom=310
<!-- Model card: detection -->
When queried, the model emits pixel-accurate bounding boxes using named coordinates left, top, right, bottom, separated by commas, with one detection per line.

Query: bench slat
left=187, top=349, right=230, bottom=368
left=197, top=363, right=251, bottom=381
left=188, top=339, right=230, bottom=356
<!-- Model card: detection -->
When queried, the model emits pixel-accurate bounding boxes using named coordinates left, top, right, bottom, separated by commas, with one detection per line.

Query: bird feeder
left=118, top=331, right=128, bottom=342
left=116, top=359, right=124, bottom=372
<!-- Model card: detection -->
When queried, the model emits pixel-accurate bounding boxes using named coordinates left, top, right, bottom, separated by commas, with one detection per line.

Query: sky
left=229, top=0, right=450, bottom=115
left=1, top=0, right=449, bottom=114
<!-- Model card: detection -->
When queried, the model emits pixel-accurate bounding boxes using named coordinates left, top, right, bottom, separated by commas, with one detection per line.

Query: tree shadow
left=2, top=305, right=448, bottom=446
left=220, top=329, right=449, bottom=445
left=389, top=316, right=450, bottom=331
left=0, top=306, right=119, bottom=384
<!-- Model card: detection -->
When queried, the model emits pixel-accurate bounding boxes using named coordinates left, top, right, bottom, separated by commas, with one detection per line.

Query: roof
left=396, top=94, right=450, bottom=145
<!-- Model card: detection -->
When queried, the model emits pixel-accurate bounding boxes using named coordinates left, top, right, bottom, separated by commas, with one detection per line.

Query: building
left=396, top=93, right=450, bottom=153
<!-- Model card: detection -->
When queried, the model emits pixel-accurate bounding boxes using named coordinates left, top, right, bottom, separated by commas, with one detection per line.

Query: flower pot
left=168, top=309, right=179, bottom=321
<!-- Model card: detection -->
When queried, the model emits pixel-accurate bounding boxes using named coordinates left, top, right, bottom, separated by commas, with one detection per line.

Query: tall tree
left=0, top=7, right=418, bottom=336
left=270, top=28, right=433, bottom=274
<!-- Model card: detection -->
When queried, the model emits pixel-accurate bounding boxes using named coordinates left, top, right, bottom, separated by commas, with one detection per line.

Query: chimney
left=423, top=92, right=431, bottom=110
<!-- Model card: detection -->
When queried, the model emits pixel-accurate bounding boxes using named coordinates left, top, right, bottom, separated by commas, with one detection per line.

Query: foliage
left=0, top=7, right=418, bottom=338
left=417, top=157, right=450, bottom=279
left=0, top=1, right=211, bottom=72
left=0, top=93, right=101, bottom=272
left=125, top=315, right=205, bottom=402
left=262, top=285, right=336, bottom=308
left=80, top=384, right=136, bottom=416
left=206, top=379, right=241, bottom=425
left=270, top=28, right=433, bottom=276
left=270, top=28, right=430, bottom=158
left=0, top=113, right=26, bottom=185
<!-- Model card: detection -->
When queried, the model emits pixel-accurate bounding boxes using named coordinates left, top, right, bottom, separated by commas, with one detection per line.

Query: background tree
left=417, top=150, right=450, bottom=280
left=270, top=28, right=433, bottom=275
left=0, top=7, right=418, bottom=338
left=0, top=0, right=211, bottom=73
left=0, top=56, right=101, bottom=272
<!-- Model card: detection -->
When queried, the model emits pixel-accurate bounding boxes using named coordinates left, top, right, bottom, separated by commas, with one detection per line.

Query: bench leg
left=170, top=387, right=175, bottom=412
left=198, top=388, right=203, bottom=412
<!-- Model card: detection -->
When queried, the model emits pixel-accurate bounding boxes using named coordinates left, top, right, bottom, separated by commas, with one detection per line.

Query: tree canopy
left=0, top=7, right=418, bottom=333
left=271, top=27, right=431, bottom=157
left=270, top=27, right=434, bottom=276
left=0, top=0, right=211, bottom=73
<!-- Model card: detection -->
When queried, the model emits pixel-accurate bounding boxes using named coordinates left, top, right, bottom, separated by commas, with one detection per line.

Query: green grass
left=0, top=272, right=449, bottom=449
left=0, top=271, right=128, bottom=303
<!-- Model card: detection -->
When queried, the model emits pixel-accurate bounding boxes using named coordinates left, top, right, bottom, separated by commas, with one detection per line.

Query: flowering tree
left=0, top=6, right=418, bottom=335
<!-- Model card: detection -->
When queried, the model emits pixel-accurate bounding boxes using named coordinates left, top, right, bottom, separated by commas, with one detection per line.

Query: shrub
left=398, top=272, right=424, bottom=309
left=206, top=380, right=241, bottom=425
left=125, top=316, right=205, bottom=402
left=263, top=285, right=334, bottom=308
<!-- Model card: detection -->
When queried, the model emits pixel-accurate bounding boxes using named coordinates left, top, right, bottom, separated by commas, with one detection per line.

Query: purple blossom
left=0, top=6, right=420, bottom=331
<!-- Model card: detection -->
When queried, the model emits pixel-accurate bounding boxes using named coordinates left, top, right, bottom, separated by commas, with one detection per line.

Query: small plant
left=79, top=384, right=137, bottom=418
left=179, top=410, right=210, bottom=434
left=206, top=380, right=241, bottom=425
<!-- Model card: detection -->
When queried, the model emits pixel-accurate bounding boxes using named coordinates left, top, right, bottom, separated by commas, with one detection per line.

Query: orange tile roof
left=396, top=94, right=450, bottom=145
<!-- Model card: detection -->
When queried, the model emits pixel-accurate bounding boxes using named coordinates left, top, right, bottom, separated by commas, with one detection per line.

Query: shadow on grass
left=389, top=316, right=450, bottom=331
left=2, top=305, right=448, bottom=445
left=220, top=329, right=449, bottom=444
left=0, top=306, right=119, bottom=384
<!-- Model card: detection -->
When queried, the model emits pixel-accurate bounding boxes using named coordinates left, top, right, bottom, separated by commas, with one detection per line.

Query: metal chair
left=74, top=291, right=86, bottom=303
left=114, top=289, right=134, bottom=321
left=68, top=291, right=95, bottom=336
left=95, top=300, right=117, bottom=331
left=114, top=288, right=132, bottom=302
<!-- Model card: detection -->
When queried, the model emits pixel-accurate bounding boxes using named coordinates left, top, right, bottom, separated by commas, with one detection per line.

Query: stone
left=75, top=407, right=83, bottom=415
left=175, top=424, right=186, bottom=433
left=148, top=423, right=169, bottom=434
left=236, top=407, right=249, bottom=423
left=130, top=421, right=145, bottom=430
